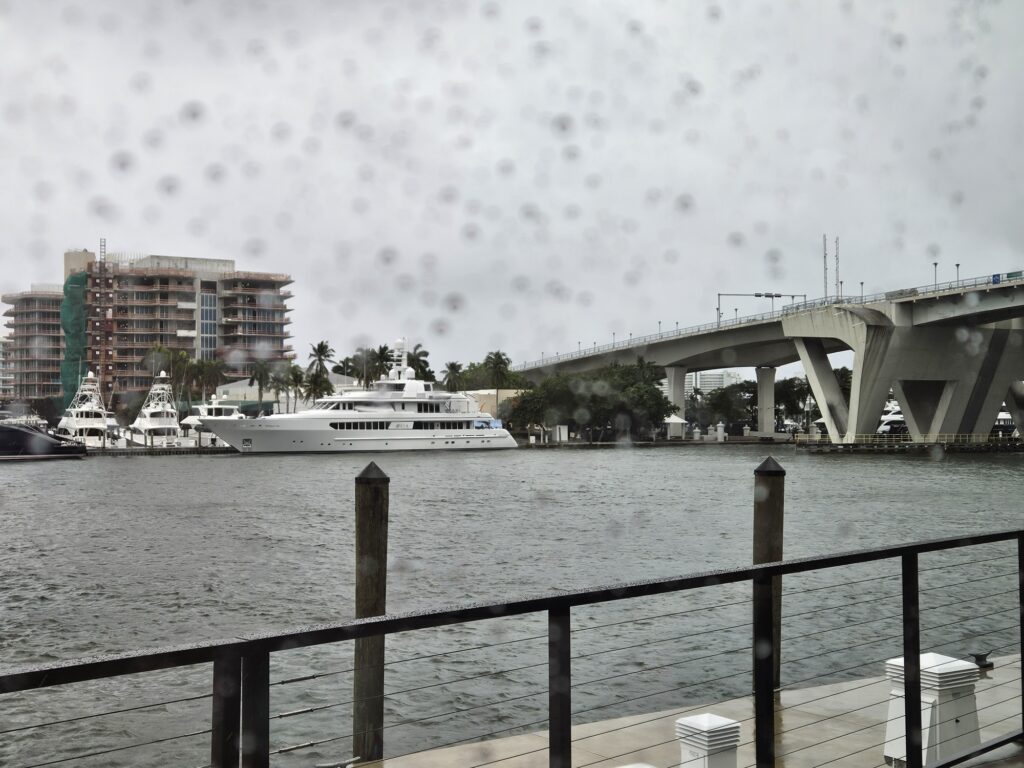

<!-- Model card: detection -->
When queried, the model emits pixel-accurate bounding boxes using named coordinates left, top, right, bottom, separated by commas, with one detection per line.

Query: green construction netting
left=60, top=272, right=87, bottom=409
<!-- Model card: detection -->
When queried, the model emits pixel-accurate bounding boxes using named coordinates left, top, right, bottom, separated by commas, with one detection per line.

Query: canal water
left=1, top=446, right=1020, bottom=765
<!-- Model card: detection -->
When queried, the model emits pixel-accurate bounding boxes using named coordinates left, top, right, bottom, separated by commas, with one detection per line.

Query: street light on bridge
left=933, top=261, right=938, bottom=289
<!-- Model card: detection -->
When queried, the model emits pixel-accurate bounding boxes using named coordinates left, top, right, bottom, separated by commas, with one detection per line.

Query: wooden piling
left=352, top=462, right=389, bottom=763
left=753, top=456, right=785, bottom=690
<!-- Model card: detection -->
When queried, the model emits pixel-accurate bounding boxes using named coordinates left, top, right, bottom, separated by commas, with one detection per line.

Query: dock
left=88, top=445, right=236, bottom=457
left=378, top=656, right=1021, bottom=767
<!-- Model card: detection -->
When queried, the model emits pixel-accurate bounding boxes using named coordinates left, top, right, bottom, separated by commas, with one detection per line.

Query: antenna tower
left=99, top=237, right=106, bottom=262
left=822, top=234, right=828, bottom=298
left=835, top=236, right=839, bottom=297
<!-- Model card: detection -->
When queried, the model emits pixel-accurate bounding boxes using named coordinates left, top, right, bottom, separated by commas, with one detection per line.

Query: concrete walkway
left=370, top=655, right=1021, bottom=768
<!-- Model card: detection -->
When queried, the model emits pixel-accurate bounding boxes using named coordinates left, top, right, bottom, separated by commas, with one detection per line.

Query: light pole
left=860, top=281, right=864, bottom=301
left=839, top=280, right=843, bottom=299
left=933, top=261, right=938, bottom=288
left=658, top=320, right=661, bottom=335
left=675, top=321, right=679, bottom=332
left=734, top=308, right=738, bottom=321
left=577, top=341, right=581, bottom=353
left=956, top=263, right=960, bottom=283
left=612, top=332, right=616, bottom=346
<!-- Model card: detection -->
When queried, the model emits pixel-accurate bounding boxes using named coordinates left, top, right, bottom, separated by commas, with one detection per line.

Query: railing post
left=752, top=570, right=776, bottom=767
left=353, top=462, right=389, bottom=763
left=548, top=604, right=571, bottom=768
left=211, top=652, right=242, bottom=768
left=901, top=553, right=922, bottom=768
left=240, top=650, right=270, bottom=768
left=1018, top=535, right=1023, bottom=737
left=753, top=457, right=785, bottom=689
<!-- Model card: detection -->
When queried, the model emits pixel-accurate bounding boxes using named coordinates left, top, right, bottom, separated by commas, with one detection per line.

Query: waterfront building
left=0, top=334, right=14, bottom=401
left=61, top=250, right=294, bottom=400
left=0, top=284, right=65, bottom=399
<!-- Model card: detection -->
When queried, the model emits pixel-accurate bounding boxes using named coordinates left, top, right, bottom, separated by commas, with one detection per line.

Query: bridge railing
left=794, top=432, right=1020, bottom=445
left=513, top=269, right=1024, bottom=372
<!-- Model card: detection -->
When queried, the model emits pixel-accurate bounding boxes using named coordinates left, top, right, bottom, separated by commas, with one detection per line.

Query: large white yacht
left=54, top=371, right=117, bottom=448
left=181, top=394, right=244, bottom=446
left=200, top=341, right=518, bottom=454
left=127, top=371, right=185, bottom=447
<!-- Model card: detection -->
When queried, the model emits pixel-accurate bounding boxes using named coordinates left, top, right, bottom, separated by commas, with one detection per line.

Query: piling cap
left=356, top=461, right=390, bottom=484
left=754, top=456, right=786, bottom=476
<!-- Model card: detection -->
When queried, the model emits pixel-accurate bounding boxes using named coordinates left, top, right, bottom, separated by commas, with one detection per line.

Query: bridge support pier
left=665, top=366, right=688, bottom=424
left=755, top=367, right=775, bottom=435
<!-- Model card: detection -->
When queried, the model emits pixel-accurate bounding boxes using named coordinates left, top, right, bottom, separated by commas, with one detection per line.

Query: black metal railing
left=1, top=529, right=1021, bottom=768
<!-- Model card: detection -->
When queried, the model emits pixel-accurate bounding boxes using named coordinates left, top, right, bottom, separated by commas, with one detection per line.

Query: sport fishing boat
left=200, top=340, right=517, bottom=454
left=54, top=371, right=118, bottom=448
left=127, top=371, right=186, bottom=447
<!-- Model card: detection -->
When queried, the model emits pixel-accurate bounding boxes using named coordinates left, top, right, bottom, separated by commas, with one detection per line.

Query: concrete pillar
left=716, top=422, right=725, bottom=442
left=665, top=366, right=687, bottom=423
left=794, top=338, right=848, bottom=442
left=755, top=367, right=775, bottom=434
left=1007, top=381, right=1024, bottom=436
left=675, top=713, right=741, bottom=768
left=892, top=379, right=958, bottom=441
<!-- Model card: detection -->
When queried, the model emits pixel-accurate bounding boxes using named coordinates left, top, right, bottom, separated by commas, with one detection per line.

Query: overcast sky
left=2, top=0, right=1022, bottom=371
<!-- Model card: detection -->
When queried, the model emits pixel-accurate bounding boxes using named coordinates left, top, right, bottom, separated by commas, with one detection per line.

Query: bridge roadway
left=513, top=271, right=1024, bottom=444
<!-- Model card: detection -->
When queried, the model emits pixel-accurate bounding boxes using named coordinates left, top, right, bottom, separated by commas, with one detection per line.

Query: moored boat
left=54, top=372, right=118, bottom=448
left=201, top=339, right=517, bottom=454
left=0, top=423, right=87, bottom=460
left=127, top=371, right=187, bottom=447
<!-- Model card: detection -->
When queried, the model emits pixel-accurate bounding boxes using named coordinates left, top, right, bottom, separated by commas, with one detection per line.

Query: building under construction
left=60, top=249, right=293, bottom=402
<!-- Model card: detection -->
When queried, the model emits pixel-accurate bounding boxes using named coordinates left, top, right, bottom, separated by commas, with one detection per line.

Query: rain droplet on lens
left=157, top=175, right=180, bottom=195
left=430, top=317, right=450, bottom=336
left=562, top=145, right=580, bottom=161
left=663, top=249, right=679, bottom=264
left=395, top=273, right=415, bottom=292
left=926, top=243, right=941, bottom=257
left=88, top=196, right=118, bottom=220
left=727, top=231, right=745, bottom=247
left=439, top=186, right=458, bottom=203
left=443, top=292, right=466, bottom=312
left=110, top=151, right=135, bottom=173
left=271, top=121, right=291, bottom=142
left=377, top=247, right=399, bottom=267
left=335, top=110, right=356, bottom=130
left=511, top=275, right=530, bottom=292
left=674, top=193, right=694, bottom=212
left=245, top=238, right=266, bottom=257
left=525, top=17, right=543, bottom=34
left=205, top=163, right=226, bottom=183
left=497, top=159, right=516, bottom=176
left=179, top=100, right=205, bottom=123
left=462, top=223, right=481, bottom=240
left=551, top=113, right=574, bottom=135
left=144, top=129, right=164, bottom=149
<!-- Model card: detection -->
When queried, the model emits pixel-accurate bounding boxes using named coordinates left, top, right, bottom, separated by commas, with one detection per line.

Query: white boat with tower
left=127, top=371, right=186, bottom=447
left=54, top=371, right=118, bottom=448
left=200, top=339, right=517, bottom=453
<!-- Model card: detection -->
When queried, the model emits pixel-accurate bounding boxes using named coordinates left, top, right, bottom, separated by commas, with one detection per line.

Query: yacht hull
left=200, top=418, right=516, bottom=453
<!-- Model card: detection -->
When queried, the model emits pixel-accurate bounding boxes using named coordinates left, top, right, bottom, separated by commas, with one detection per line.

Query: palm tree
left=367, top=344, right=393, bottom=383
left=442, top=361, right=464, bottom=392
left=288, top=364, right=305, bottom=412
left=192, top=359, right=227, bottom=401
left=307, top=341, right=335, bottom=379
left=270, top=364, right=290, bottom=414
left=483, top=350, right=512, bottom=410
left=407, top=343, right=433, bottom=381
left=331, top=356, right=357, bottom=379
left=248, top=359, right=272, bottom=413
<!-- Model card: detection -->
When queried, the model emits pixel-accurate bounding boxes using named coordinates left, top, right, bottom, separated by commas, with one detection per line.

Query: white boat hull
left=201, top=418, right=516, bottom=453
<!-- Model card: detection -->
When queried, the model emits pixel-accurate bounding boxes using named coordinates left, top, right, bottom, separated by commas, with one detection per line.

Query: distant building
left=0, top=334, right=14, bottom=401
left=659, top=370, right=746, bottom=401
left=62, top=250, right=294, bottom=400
left=0, top=284, right=65, bottom=399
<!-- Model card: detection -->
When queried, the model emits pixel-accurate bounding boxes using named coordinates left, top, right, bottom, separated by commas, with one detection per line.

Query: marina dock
left=376, top=657, right=1021, bottom=767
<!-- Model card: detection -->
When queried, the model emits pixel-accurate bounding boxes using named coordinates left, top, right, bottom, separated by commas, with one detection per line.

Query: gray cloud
left=1, top=0, right=1021, bottom=366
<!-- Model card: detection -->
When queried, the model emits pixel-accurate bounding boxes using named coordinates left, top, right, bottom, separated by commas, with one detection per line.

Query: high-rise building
left=0, top=285, right=65, bottom=399
left=0, top=335, right=14, bottom=401
left=659, top=369, right=747, bottom=401
left=63, top=250, right=294, bottom=399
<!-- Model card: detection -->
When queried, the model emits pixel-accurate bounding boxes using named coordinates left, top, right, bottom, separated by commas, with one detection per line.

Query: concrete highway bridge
left=513, top=271, right=1024, bottom=444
